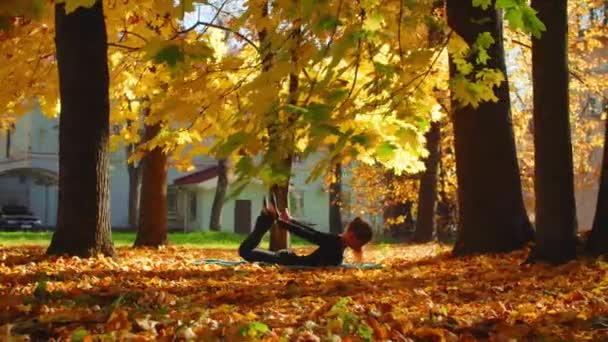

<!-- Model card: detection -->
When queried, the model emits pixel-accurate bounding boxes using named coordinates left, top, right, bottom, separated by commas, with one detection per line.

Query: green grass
left=0, top=230, right=312, bottom=248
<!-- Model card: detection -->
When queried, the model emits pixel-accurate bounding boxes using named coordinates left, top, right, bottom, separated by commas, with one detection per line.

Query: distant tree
left=125, top=122, right=142, bottom=230
left=134, top=112, right=168, bottom=247
left=413, top=121, right=441, bottom=242
left=209, top=158, right=228, bottom=231
left=413, top=0, right=444, bottom=243
left=329, top=161, right=343, bottom=234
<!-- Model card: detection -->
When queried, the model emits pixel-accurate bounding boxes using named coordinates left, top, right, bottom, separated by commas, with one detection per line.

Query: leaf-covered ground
left=1, top=244, right=607, bottom=341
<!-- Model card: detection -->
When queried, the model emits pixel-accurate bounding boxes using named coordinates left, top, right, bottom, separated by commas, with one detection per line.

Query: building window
left=586, top=96, right=605, bottom=118
left=167, top=188, right=178, bottom=212
left=189, top=192, right=197, bottom=220
left=289, top=190, right=305, bottom=218
left=5, top=127, right=11, bottom=158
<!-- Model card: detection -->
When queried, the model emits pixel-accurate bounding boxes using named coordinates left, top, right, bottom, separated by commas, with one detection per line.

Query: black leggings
left=238, top=213, right=300, bottom=265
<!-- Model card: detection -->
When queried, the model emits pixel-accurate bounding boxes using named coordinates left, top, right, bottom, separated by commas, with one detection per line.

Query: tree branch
left=172, top=20, right=259, bottom=53
left=107, top=42, right=142, bottom=51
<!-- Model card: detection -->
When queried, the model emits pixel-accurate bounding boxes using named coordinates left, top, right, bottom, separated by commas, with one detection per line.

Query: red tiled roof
left=173, top=166, right=219, bottom=186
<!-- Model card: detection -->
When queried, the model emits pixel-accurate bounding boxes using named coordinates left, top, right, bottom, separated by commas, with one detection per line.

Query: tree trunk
left=269, top=182, right=290, bottom=250
left=329, top=161, right=343, bottom=234
left=436, top=142, right=457, bottom=242
left=413, top=0, right=444, bottom=243
left=266, top=11, right=300, bottom=251
left=384, top=200, right=414, bottom=241
left=528, top=0, right=577, bottom=264
left=209, top=158, right=228, bottom=231
left=587, top=110, right=608, bottom=255
left=383, top=171, right=414, bottom=240
left=126, top=144, right=142, bottom=230
left=47, top=1, right=115, bottom=257
left=134, top=119, right=168, bottom=247
left=413, top=121, right=441, bottom=242
left=447, top=0, right=533, bottom=255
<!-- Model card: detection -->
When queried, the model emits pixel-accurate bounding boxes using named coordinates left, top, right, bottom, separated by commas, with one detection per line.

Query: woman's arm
left=278, top=218, right=330, bottom=245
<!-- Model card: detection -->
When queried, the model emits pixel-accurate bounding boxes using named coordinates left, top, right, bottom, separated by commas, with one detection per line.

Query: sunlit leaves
left=496, top=0, right=546, bottom=38
left=0, top=0, right=45, bottom=21
left=475, top=32, right=494, bottom=64
left=57, top=0, right=97, bottom=14
left=451, top=68, right=505, bottom=108
left=472, top=0, right=493, bottom=10
left=2, top=245, right=607, bottom=340
left=363, top=12, right=384, bottom=32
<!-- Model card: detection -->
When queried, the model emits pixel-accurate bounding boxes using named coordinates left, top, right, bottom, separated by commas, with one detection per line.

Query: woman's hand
left=279, top=208, right=291, bottom=221
left=262, top=196, right=278, bottom=219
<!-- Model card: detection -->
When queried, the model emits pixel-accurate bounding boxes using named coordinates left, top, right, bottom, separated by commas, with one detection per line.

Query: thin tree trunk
left=384, top=200, right=414, bottom=240
left=383, top=171, right=414, bottom=240
left=447, top=0, right=533, bottom=255
left=414, top=121, right=441, bottom=242
left=134, top=117, right=168, bottom=247
left=266, top=7, right=301, bottom=251
left=528, top=0, right=577, bottom=264
left=269, top=182, right=290, bottom=250
left=587, top=109, right=608, bottom=255
left=436, top=141, right=457, bottom=242
left=329, top=161, right=343, bottom=234
left=126, top=144, right=142, bottom=230
left=413, top=0, right=444, bottom=243
left=47, top=1, right=114, bottom=257
left=209, top=158, right=228, bottom=231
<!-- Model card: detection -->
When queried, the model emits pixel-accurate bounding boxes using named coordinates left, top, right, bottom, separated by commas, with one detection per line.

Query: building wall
left=0, top=108, right=337, bottom=232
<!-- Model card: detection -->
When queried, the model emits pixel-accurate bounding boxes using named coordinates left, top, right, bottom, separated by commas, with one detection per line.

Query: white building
left=0, top=108, right=339, bottom=233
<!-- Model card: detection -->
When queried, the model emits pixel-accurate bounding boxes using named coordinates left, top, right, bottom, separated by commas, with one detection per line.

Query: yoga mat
left=193, top=258, right=382, bottom=269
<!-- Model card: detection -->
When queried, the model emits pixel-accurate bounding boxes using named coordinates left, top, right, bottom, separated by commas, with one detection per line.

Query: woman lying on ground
left=238, top=198, right=373, bottom=267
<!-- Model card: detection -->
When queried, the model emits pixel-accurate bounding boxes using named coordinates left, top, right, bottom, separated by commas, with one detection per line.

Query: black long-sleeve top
left=278, top=218, right=345, bottom=266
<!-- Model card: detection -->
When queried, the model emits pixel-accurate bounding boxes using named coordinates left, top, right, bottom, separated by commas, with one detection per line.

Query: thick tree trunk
left=329, top=162, right=343, bottom=234
left=209, top=159, right=228, bottom=231
left=587, top=110, right=608, bottom=255
left=413, top=121, right=441, bottom=242
left=529, top=0, right=577, bottom=264
left=447, top=1, right=533, bottom=255
left=134, top=120, right=168, bottom=247
left=126, top=144, right=142, bottom=230
left=47, top=1, right=115, bottom=257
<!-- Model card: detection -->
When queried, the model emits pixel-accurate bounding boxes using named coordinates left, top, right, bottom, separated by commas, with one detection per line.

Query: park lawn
left=0, top=230, right=312, bottom=248
left=0, top=244, right=606, bottom=341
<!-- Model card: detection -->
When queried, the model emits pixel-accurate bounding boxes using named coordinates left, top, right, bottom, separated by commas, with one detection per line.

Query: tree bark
left=383, top=171, right=414, bottom=240
left=528, top=0, right=577, bottom=264
left=134, top=119, right=168, bottom=247
left=47, top=1, right=115, bottom=257
left=447, top=0, right=533, bottom=255
left=126, top=144, right=142, bottom=230
left=412, top=0, right=444, bottom=243
left=266, top=9, right=300, bottom=251
left=329, top=162, right=343, bottom=234
left=587, top=109, right=608, bottom=255
left=384, top=200, right=414, bottom=240
left=413, top=121, right=441, bottom=242
left=269, top=182, right=290, bottom=250
left=209, top=158, right=228, bottom=231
